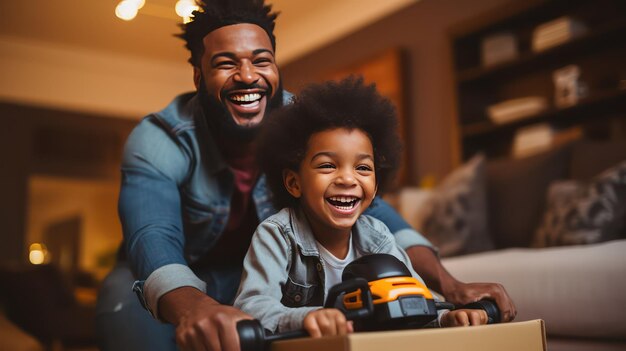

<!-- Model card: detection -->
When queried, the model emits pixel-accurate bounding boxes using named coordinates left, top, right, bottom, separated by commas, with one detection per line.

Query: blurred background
left=1, top=0, right=625, bottom=350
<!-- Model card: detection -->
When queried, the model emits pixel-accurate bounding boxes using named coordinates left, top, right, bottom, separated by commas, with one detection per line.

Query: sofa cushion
left=442, top=239, right=626, bottom=340
left=533, top=160, right=626, bottom=247
left=398, top=154, right=494, bottom=257
left=486, top=145, right=571, bottom=248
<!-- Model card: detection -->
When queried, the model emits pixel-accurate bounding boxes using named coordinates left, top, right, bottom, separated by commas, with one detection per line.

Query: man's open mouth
left=228, top=92, right=264, bottom=108
left=326, top=196, right=361, bottom=211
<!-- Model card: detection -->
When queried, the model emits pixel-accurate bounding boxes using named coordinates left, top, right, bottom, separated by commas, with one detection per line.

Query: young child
left=234, top=77, right=487, bottom=337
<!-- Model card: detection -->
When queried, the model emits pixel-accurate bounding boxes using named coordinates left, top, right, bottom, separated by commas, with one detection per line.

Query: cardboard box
left=272, top=319, right=546, bottom=351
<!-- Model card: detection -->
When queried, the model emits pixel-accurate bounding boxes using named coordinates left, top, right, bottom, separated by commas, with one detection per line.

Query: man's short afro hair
left=257, top=76, right=403, bottom=210
left=177, top=0, right=278, bottom=66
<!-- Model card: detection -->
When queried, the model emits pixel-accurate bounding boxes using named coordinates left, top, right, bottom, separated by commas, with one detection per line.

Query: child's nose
left=334, top=170, right=356, bottom=186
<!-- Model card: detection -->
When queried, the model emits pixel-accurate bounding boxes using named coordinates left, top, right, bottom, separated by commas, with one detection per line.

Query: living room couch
left=393, top=139, right=626, bottom=350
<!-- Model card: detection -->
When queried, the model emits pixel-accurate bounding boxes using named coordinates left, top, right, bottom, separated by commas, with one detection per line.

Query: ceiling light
left=175, top=0, right=198, bottom=18
left=115, top=0, right=198, bottom=22
left=115, top=0, right=140, bottom=21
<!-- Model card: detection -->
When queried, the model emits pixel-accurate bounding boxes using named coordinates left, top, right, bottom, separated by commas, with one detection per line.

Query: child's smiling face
left=284, top=127, right=378, bottom=240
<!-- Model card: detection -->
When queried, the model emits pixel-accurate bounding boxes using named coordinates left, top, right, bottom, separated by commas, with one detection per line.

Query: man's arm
left=404, top=246, right=516, bottom=322
left=120, top=119, right=251, bottom=351
left=365, top=197, right=517, bottom=322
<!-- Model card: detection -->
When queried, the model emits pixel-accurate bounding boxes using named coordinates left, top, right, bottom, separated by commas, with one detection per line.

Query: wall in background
left=27, top=176, right=121, bottom=280
left=281, top=0, right=522, bottom=183
left=0, top=102, right=135, bottom=267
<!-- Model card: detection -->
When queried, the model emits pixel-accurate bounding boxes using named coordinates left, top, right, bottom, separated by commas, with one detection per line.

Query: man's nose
left=235, top=61, right=260, bottom=85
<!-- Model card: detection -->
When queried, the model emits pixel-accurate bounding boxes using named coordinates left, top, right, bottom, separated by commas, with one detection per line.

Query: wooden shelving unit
left=451, top=0, right=626, bottom=159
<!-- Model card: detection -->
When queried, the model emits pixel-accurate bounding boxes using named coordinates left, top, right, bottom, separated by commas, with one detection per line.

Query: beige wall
left=0, top=35, right=193, bottom=119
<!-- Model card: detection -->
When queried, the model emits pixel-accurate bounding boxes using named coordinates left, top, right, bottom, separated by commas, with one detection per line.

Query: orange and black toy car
left=237, top=253, right=500, bottom=351
left=324, top=253, right=446, bottom=331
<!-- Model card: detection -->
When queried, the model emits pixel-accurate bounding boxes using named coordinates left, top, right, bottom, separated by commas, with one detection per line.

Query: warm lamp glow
left=115, top=1, right=139, bottom=21
left=131, top=0, right=146, bottom=9
left=175, top=0, right=199, bottom=19
left=115, top=0, right=198, bottom=22
left=29, top=243, right=49, bottom=265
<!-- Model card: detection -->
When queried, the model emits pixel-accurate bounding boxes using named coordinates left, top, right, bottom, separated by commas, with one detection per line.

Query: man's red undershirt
left=200, top=137, right=261, bottom=266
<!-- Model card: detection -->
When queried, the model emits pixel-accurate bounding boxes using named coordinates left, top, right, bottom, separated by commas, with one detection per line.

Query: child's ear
left=283, top=170, right=302, bottom=198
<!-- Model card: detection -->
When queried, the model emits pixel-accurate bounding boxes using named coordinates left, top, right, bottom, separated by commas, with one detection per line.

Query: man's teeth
left=231, top=93, right=262, bottom=103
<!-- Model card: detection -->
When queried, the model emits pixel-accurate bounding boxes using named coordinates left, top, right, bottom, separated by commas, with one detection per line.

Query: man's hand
left=303, top=308, right=353, bottom=338
left=442, top=281, right=516, bottom=322
left=440, top=309, right=488, bottom=327
left=159, top=286, right=252, bottom=351
left=405, top=246, right=517, bottom=322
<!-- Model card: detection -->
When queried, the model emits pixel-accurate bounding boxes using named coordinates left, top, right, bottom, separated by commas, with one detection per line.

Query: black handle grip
left=462, top=300, right=501, bottom=324
left=324, top=277, right=373, bottom=320
left=237, top=319, right=308, bottom=351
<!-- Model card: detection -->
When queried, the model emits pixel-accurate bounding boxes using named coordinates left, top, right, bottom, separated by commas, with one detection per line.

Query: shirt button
left=316, top=263, right=322, bottom=271
left=294, top=294, right=302, bottom=302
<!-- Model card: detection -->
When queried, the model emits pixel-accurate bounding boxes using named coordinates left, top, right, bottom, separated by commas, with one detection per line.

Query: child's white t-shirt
left=316, top=234, right=358, bottom=301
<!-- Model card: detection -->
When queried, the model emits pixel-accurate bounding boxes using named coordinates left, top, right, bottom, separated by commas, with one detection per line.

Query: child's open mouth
left=326, top=196, right=361, bottom=211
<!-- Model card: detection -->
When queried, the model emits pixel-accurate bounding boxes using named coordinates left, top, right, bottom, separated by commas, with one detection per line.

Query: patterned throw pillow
left=420, top=154, right=494, bottom=257
left=533, top=161, right=626, bottom=247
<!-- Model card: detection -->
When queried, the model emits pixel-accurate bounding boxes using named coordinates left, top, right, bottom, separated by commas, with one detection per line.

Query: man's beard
left=197, top=77, right=284, bottom=143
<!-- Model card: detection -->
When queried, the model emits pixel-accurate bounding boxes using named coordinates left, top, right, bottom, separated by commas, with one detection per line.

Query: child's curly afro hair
left=257, top=76, right=403, bottom=210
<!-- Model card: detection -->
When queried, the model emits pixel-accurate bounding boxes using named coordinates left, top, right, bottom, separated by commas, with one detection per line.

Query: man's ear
left=193, top=66, right=201, bottom=90
left=283, top=169, right=301, bottom=198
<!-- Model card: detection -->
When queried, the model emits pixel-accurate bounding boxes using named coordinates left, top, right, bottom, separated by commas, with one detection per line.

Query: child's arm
left=303, top=308, right=353, bottom=337
left=234, top=219, right=319, bottom=333
left=440, top=309, right=488, bottom=327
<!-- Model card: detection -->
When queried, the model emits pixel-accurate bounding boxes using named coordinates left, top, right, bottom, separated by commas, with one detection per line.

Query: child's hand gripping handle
left=462, top=300, right=501, bottom=324
left=237, top=277, right=373, bottom=351
left=237, top=319, right=308, bottom=351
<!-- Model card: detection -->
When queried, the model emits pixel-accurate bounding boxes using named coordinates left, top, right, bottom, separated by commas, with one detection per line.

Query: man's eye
left=254, top=58, right=273, bottom=66
left=215, top=61, right=236, bottom=68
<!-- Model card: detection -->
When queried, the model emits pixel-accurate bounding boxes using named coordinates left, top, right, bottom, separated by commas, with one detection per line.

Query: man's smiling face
left=194, top=23, right=280, bottom=127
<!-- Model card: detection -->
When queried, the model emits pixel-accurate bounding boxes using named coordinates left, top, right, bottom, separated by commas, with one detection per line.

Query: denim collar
left=288, top=207, right=390, bottom=259
left=153, top=91, right=294, bottom=176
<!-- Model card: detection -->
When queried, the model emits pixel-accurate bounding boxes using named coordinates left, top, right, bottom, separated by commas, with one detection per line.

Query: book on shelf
left=481, top=32, right=518, bottom=67
left=487, top=96, right=548, bottom=125
left=532, top=16, right=588, bottom=52
left=512, top=124, right=583, bottom=158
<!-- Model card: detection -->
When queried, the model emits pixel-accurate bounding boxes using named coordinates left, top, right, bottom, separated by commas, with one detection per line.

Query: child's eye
left=356, top=165, right=373, bottom=172
left=317, top=163, right=335, bottom=169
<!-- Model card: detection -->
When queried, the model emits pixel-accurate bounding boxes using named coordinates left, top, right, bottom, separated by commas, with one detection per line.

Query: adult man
left=96, top=1, right=516, bottom=351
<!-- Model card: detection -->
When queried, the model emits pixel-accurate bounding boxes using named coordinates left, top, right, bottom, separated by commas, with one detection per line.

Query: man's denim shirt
left=120, top=92, right=434, bottom=318
left=234, top=207, right=430, bottom=333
